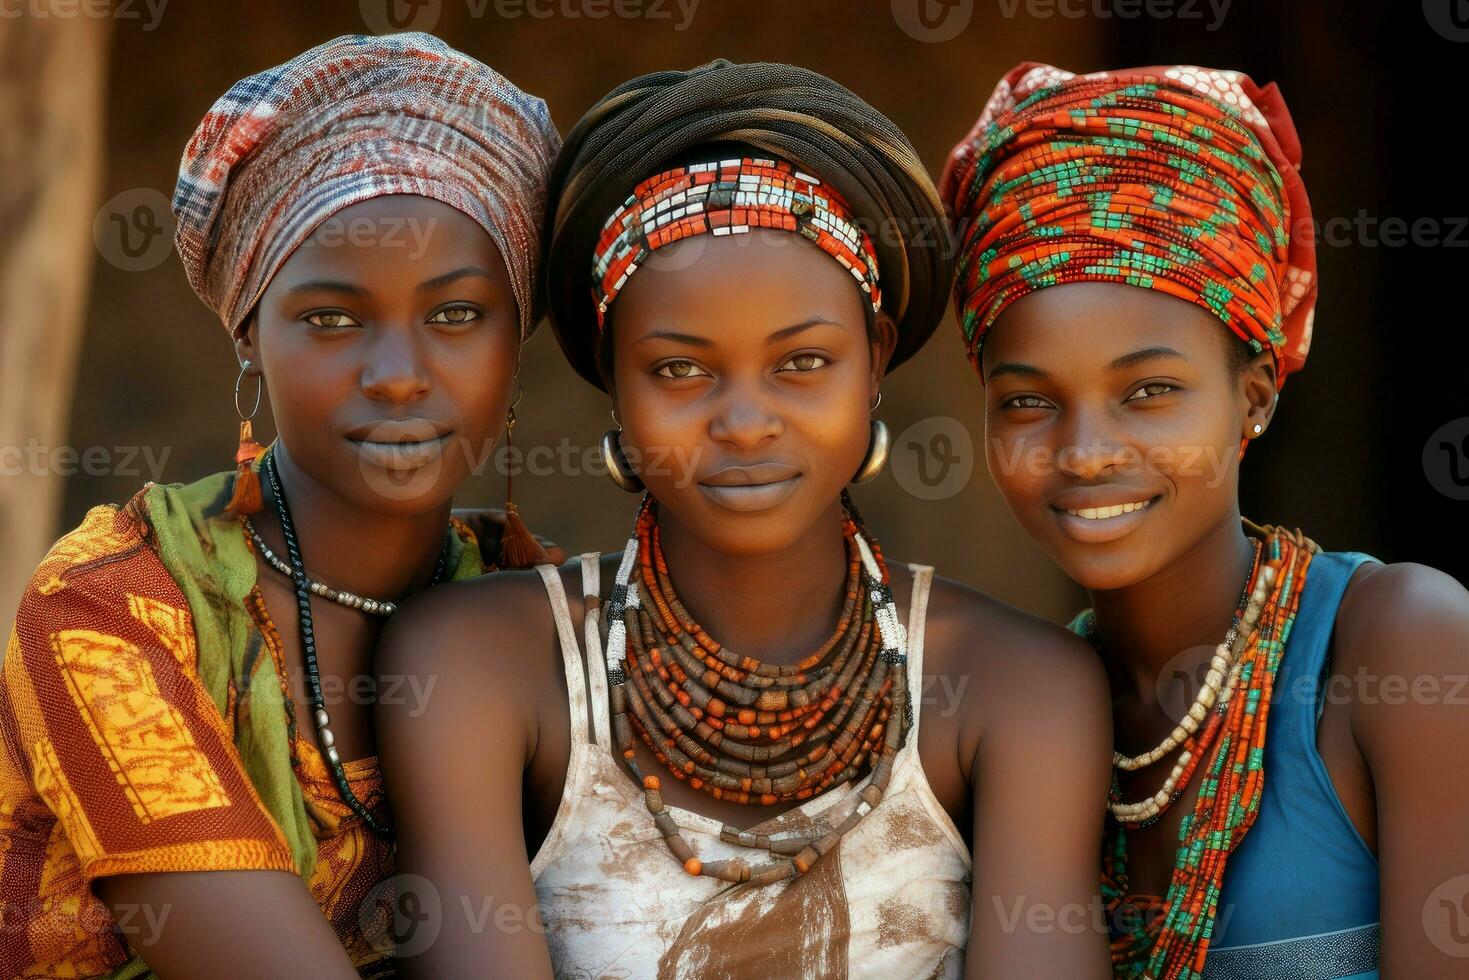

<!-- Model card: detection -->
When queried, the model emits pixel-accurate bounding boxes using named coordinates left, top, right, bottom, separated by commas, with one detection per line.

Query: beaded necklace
left=260, top=448, right=453, bottom=838
left=605, top=493, right=911, bottom=884
left=1080, top=523, right=1315, bottom=979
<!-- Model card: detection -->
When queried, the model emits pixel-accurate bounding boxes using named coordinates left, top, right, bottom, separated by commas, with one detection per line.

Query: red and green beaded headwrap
left=941, top=63, right=1317, bottom=388
left=590, top=156, right=882, bottom=328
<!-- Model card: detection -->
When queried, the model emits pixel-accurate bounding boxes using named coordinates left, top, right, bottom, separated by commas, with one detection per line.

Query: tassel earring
left=226, top=360, right=266, bottom=516
left=497, top=386, right=549, bottom=569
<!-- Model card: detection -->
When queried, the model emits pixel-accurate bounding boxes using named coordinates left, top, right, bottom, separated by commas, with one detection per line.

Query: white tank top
left=530, top=553, right=973, bottom=979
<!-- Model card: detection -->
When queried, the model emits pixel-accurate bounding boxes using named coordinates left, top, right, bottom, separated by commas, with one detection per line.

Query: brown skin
left=377, top=229, right=1113, bottom=978
left=97, top=194, right=524, bottom=977
left=981, top=281, right=1469, bottom=973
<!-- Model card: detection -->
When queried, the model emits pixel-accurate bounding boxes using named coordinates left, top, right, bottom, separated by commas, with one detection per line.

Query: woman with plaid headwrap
left=944, top=62, right=1469, bottom=978
left=0, top=33, right=558, bottom=978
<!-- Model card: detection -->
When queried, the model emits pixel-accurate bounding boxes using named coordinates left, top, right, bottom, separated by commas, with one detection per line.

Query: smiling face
left=980, top=282, right=1277, bottom=591
left=607, top=227, right=895, bottom=558
left=235, top=194, right=520, bottom=517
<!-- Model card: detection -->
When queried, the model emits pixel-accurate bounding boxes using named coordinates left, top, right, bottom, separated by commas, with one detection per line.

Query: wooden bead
left=643, top=774, right=660, bottom=790
left=684, top=858, right=702, bottom=876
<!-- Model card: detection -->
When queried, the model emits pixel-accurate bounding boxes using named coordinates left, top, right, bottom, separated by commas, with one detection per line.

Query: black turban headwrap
left=544, top=59, right=954, bottom=389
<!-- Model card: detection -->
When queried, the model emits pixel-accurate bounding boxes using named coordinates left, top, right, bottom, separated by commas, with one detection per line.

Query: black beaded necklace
left=260, top=447, right=453, bottom=838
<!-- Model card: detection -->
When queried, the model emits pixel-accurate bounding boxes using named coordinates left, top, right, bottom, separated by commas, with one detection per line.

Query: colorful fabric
left=545, top=59, right=953, bottom=390
left=1075, top=523, right=1316, bottom=979
left=173, top=32, right=560, bottom=339
left=591, top=156, right=882, bottom=328
left=0, top=466, right=483, bottom=977
left=942, top=63, right=1316, bottom=386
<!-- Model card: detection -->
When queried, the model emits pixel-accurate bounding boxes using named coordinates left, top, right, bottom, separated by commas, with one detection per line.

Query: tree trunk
left=0, top=16, right=111, bottom=637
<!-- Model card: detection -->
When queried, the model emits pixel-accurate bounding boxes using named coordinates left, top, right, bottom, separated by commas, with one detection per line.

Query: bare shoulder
left=1335, top=560, right=1469, bottom=675
left=903, top=566, right=1109, bottom=758
left=1333, top=561, right=1469, bottom=744
left=919, top=569, right=1107, bottom=705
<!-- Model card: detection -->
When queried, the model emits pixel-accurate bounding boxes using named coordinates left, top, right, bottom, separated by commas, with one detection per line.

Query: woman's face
left=980, top=282, right=1275, bottom=591
left=237, top=194, right=519, bottom=517
left=609, top=228, right=894, bottom=558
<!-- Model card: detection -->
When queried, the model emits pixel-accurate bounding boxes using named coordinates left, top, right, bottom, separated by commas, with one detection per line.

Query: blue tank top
left=1202, top=550, right=1381, bottom=979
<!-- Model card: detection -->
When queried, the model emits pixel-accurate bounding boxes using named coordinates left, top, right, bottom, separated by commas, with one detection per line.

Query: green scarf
left=107, top=461, right=483, bottom=978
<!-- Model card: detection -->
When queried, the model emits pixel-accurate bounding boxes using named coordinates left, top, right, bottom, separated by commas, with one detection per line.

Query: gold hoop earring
left=851, top=419, right=890, bottom=485
left=600, top=428, right=644, bottom=493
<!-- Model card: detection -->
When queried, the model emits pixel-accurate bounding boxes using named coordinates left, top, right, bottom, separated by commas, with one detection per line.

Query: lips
left=346, top=418, right=454, bottom=472
left=1048, top=488, right=1163, bottom=544
left=698, top=463, right=803, bottom=513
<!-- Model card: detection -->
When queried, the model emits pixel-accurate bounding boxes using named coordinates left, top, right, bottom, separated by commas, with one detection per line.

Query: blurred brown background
left=4, top=0, right=1466, bottom=633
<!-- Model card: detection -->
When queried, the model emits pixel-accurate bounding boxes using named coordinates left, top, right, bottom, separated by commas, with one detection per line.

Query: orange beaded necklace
left=605, top=494, right=911, bottom=884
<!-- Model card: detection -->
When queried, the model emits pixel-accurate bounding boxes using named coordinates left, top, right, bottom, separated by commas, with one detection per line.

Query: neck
left=251, top=441, right=454, bottom=603
left=652, top=499, right=853, bottom=665
left=1089, top=509, right=1257, bottom=710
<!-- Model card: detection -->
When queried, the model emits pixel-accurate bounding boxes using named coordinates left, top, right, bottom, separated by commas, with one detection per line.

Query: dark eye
left=654, top=359, right=710, bottom=380
left=427, top=305, right=482, bottom=325
left=304, top=311, right=361, bottom=329
left=1125, top=382, right=1176, bottom=402
left=776, top=352, right=829, bottom=373
left=1001, top=394, right=1054, bottom=410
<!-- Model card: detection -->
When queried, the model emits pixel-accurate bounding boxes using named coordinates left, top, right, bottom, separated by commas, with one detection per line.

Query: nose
left=360, top=326, right=431, bottom=405
left=708, top=379, right=783, bottom=452
left=1054, top=404, right=1133, bottom=481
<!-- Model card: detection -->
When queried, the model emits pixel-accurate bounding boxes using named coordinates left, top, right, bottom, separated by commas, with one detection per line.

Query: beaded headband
left=590, top=156, right=882, bottom=329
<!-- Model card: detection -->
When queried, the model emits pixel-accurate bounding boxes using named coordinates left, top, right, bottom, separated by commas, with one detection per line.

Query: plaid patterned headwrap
left=590, top=156, right=882, bottom=329
left=942, top=63, right=1316, bottom=386
left=173, top=33, right=560, bottom=340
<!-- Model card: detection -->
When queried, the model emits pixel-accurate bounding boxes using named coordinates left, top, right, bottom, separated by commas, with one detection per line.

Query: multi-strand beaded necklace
left=603, top=494, right=911, bottom=885
left=1079, top=522, right=1315, bottom=979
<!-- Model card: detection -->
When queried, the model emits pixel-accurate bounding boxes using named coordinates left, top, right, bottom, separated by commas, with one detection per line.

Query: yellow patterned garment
left=0, top=478, right=482, bottom=978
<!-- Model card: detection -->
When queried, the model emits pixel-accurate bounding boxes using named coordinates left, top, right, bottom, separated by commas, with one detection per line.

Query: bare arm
left=1341, top=563, right=1469, bottom=973
left=964, top=618, right=1112, bottom=978
left=374, top=577, right=554, bottom=979
left=96, top=871, right=357, bottom=979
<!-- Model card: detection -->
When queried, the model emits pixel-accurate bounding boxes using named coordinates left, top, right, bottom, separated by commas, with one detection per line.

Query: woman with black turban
left=378, top=59, right=1113, bottom=978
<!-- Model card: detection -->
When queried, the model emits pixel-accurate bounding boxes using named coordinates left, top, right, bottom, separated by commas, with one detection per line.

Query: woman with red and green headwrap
left=944, top=63, right=1469, bottom=978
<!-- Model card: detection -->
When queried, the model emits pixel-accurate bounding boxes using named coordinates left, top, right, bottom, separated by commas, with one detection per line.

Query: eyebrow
left=1105, top=346, right=1190, bottom=373
left=286, top=279, right=370, bottom=297
left=634, top=317, right=842, bottom=349
left=417, top=266, right=495, bottom=292
left=986, top=345, right=1191, bottom=382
